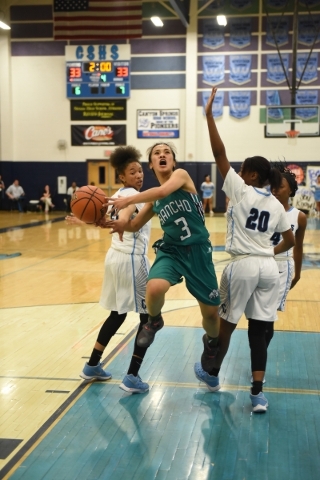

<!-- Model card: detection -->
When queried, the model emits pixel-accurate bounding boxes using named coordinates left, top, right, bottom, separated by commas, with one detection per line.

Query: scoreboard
left=66, top=45, right=130, bottom=99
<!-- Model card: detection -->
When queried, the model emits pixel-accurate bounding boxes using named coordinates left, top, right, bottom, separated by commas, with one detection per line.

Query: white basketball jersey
left=223, top=168, right=290, bottom=256
left=110, top=187, right=151, bottom=255
left=273, top=207, right=299, bottom=259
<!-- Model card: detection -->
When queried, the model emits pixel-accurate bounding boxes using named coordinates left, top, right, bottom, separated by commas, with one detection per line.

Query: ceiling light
left=217, top=15, right=227, bottom=27
left=0, top=21, right=10, bottom=30
left=151, top=16, right=163, bottom=27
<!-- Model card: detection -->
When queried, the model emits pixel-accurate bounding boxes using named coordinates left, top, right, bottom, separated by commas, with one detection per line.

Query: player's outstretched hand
left=65, top=214, right=84, bottom=225
left=104, top=196, right=130, bottom=212
left=104, top=218, right=125, bottom=242
left=205, top=87, right=218, bottom=117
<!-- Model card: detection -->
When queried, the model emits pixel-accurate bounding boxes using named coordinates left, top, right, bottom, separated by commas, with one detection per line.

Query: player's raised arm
left=205, top=87, right=230, bottom=179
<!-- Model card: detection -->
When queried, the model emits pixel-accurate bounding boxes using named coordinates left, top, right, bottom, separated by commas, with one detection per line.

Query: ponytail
left=268, top=167, right=283, bottom=192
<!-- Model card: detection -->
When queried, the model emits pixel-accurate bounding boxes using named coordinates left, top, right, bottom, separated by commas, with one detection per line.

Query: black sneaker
left=137, top=316, right=164, bottom=347
left=201, top=334, right=219, bottom=372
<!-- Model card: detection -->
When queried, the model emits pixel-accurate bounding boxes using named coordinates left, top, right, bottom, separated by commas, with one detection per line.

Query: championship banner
left=229, top=91, right=251, bottom=119
left=229, top=55, right=252, bottom=85
left=202, top=90, right=224, bottom=117
left=230, top=0, right=252, bottom=10
left=295, top=90, right=318, bottom=120
left=71, top=124, right=126, bottom=146
left=299, top=0, right=320, bottom=7
left=203, top=20, right=225, bottom=49
left=266, top=16, right=289, bottom=47
left=266, top=0, right=287, bottom=9
left=266, top=90, right=283, bottom=120
left=267, top=53, right=289, bottom=84
left=298, top=16, right=320, bottom=46
left=229, top=18, right=251, bottom=49
left=202, top=55, right=225, bottom=86
left=137, top=109, right=179, bottom=139
left=296, top=52, right=318, bottom=84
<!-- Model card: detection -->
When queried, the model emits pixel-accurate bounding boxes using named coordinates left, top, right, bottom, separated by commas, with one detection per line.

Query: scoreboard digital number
left=66, top=60, right=130, bottom=99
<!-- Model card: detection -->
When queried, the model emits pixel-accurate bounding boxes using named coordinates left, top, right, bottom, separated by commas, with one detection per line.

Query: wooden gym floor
left=0, top=210, right=320, bottom=479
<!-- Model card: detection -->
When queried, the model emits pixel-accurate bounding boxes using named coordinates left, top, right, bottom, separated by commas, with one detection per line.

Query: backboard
left=265, top=105, right=319, bottom=137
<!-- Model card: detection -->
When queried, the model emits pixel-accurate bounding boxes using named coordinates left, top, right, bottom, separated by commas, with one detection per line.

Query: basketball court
left=0, top=210, right=320, bottom=479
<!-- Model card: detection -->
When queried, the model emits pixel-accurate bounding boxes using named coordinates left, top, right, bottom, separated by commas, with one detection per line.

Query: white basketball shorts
left=219, top=256, right=280, bottom=324
left=99, top=247, right=150, bottom=315
left=276, top=258, right=294, bottom=312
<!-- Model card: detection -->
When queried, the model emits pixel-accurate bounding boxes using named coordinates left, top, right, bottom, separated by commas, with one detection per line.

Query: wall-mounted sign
left=137, top=109, right=180, bottom=138
left=66, top=45, right=130, bottom=99
left=70, top=100, right=126, bottom=121
left=71, top=125, right=126, bottom=146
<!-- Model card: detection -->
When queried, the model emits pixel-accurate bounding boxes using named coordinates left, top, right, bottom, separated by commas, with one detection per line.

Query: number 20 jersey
left=152, top=189, right=209, bottom=245
left=223, top=167, right=290, bottom=256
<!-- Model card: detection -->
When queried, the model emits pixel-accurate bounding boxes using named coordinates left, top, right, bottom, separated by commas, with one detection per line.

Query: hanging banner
left=296, top=52, right=318, bottom=84
left=229, top=55, right=252, bottom=85
left=298, top=15, right=320, bottom=46
left=202, top=55, right=225, bottom=85
left=266, top=16, right=289, bottom=47
left=137, top=109, right=180, bottom=139
left=230, top=0, right=252, bottom=9
left=71, top=124, right=126, bottom=146
left=202, top=90, right=224, bottom=117
left=267, top=53, right=289, bottom=84
left=229, top=91, right=251, bottom=119
left=203, top=20, right=225, bottom=49
left=229, top=18, right=252, bottom=48
left=266, top=0, right=287, bottom=9
left=299, top=0, right=320, bottom=7
left=266, top=90, right=283, bottom=120
left=295, top=90, right=319, bottom=120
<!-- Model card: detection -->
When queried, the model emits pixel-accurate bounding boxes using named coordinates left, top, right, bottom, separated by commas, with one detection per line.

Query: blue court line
left=4, top=327, right=320, bottom=480
left=0, top=216, right=65, bottom=234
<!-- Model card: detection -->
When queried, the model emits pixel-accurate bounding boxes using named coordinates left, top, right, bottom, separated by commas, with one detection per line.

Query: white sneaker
left=209, top=211, right=214, bottom=217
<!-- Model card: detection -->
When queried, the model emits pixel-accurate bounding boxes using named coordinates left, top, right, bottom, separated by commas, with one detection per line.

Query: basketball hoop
left=285, top=130, right=300, bottom=139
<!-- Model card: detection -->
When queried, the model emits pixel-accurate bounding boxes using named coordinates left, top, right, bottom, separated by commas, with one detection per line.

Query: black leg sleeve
left=248, top=319, right=274, bottom=372
left=96, top=311, right=127, bottom=347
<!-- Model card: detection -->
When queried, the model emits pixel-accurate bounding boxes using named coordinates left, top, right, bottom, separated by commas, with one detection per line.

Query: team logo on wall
left=71, top=125, right=126, bottom=146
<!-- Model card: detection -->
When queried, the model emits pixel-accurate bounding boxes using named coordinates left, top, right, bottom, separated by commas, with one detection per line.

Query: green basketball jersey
left=152, top=189, right=209, bottom=245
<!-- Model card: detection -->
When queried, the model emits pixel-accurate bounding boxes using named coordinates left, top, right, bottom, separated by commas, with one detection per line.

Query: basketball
left=70, top=185, right=106, bottom=223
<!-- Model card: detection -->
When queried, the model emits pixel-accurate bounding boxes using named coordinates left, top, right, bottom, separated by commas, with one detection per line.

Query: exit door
left=87, top=160, right=121, bottom=197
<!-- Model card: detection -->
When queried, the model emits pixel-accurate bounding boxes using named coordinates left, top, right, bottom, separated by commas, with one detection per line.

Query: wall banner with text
left=70, top=100, right=126, bottom=121
left=71, top=124, right=126, bottom=146
left=137, top=109, right=180, bottom=139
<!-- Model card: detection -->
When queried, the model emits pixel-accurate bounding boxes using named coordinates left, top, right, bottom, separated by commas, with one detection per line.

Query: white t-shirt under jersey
left=110, top=187, right=151, bottom=255
left=223, top=167, right=290, bottom=256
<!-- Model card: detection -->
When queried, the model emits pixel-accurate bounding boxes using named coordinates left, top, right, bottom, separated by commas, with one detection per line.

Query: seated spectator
left=6, top=180, right=26, bottom=212
left=66, top=181, right=79, bottom=213
left=0, top=175, right=5, bottom=210
left=40, top=185, right=55, bottom=213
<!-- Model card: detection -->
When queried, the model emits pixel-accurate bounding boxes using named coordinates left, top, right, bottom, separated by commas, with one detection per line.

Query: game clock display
left=66, top=60, right=130, bottom=99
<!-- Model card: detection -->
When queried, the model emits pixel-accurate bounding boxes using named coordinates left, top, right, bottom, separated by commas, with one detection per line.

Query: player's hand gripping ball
left=70, top=185, right=106, bottom=224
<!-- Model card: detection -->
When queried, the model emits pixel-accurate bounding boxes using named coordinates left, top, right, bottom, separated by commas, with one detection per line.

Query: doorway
left=87, top=160, right=122, bottom=197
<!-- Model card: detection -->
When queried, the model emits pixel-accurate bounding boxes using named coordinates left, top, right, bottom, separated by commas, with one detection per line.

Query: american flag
left=53, top=0, right=142, bottom=40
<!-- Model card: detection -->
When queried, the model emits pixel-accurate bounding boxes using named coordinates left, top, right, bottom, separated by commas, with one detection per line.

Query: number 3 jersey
left=223, top=167, right=290, bottom=256
left=152, top=189, right=209, bottom=245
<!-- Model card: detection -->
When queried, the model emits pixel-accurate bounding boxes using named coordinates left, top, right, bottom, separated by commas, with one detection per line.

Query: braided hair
left=273, top=161, right=298, bottom=197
